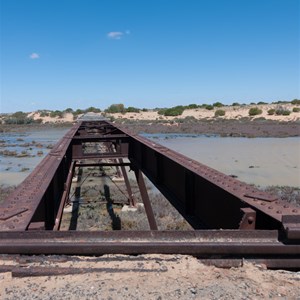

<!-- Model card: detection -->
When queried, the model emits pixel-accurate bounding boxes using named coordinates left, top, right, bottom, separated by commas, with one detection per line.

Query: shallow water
left=146, top=134, right=300, bottom=187
left=0, top=130, right=299, bottom=187
left=0, top=128, right=69, bottom=185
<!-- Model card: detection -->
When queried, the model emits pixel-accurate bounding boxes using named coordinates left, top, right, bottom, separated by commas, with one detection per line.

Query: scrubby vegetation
left=126, top=106, right=140, bottom=113
left=158, top=105, right=185, bottom=116
left=105, top=104, right=126, bottom=113
left=4, top=111, right=37, bottom=124
left=104, top=104, right=141, bottom=114
left=291, top=99, right=300, bottom=105
left=213, top=102, right=224, bottom=108
left=50, top=110, right=64, bottom=118
left=214, top=109, right=226, bottom=117
left=248, top=107, right=262, bottom=116
left=275, top=107, right=291, bottom=116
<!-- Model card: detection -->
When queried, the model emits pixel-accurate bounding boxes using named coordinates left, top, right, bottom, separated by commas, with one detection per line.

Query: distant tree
left=257, top=101, right=268, bottom=105
left=157, top=109, right=167, bottom=115
left=85, top=106, right=101, bottom=113
left=39, top=110, right=50, bottom=117
left=213, top=102, right=224, bottom=107
left=163, top=106, right=185, bottom=116
left=64, top=108, right=74, bottom=113
left=105, top=104, right=125, bottom=113
left=74, top=109, right=85, bottom=115
left=205, top=105, right=214, bottom=110
left=232, top=102, right=240, bottom=106
left=291, top=99, right=300, bottom=105
left=12, top=111, right=27, bottom=119
left=272, top=100, right=289, bottom=104
left=187, top=104, right=198, bottom=109
left=50, top=110, right=63, bottom=118
left=5, top=111, right=34, bottom=124
left=126, top=106, right=140, bottom=113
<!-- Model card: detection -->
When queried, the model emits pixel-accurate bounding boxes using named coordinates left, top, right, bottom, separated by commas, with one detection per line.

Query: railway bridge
left=0, top=120, right=299, bottom=271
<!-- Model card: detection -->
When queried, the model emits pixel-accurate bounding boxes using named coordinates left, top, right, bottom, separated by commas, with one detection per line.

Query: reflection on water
left=1, top=130, right=299, bottom=187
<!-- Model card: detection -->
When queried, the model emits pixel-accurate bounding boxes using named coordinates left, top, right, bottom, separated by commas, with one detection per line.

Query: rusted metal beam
left=72, top=134, right=128, bottom=140
left=53, top=161, right=76, bottom=231
left=119, top=159, right=136, bottom=207
left=134, top=169, right=158, bottom=230
left=74, top=161, right=131, bottom=167
left=0, top=231, right=299, bottom=258
left=114, top=123, right=299, bottom=230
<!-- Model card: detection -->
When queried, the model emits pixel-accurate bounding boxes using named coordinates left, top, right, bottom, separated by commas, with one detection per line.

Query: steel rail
left=0, top=231, right=299, bottom=257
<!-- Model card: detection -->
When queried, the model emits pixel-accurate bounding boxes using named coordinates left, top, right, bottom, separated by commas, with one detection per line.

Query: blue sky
left=1, top=0, right=299, bottom=113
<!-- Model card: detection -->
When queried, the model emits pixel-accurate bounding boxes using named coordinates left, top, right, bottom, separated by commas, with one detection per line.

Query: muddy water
left=146, top=134, right=300, bottom=187
left=0, top=129, right=299, bottom=187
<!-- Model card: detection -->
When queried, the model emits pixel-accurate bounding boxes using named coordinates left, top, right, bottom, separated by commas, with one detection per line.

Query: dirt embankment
left=1, top=254, right=300, bottom=300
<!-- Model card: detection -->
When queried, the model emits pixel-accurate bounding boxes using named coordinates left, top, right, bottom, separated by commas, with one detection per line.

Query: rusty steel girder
left=0, top=120, right=299, bottom=269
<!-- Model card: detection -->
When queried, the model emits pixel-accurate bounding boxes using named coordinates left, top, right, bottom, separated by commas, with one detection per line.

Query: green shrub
left=126, top=106, right=140, bottom=113
left=232, top=102, right=240, bottom=106
left=157, top=106, right=185, bottom=116
left=157, top=109, right=166, bottom=115
left=291, top=99, right=300, bottom=105
left=50, top=110, right=63, bottom=118
left=105, top=104, right=125, bottom=113
left=163, top=106, right=185, bottom=116
left=64, top=108, right=73, bottom=113
left=187, top=104, right=198, bottom=109
left=292, top=107, right=300, bottom=112
left=248, top=107, right=262, bottom=116
left=183, top=116, right=197, bottom=123
left=257, top=101, right=267, bottom=105
left=213, top=102, right=224, bottom=107
left=73, top=109, right=84, bottom=115
left=4, top=111, right=35, bottom=124
left=205, top=105, right=214, bottom=110
left=39, top=111, right=49, bottom=117
left=275, top=107, right=291, bottom=116
left=214, top=109, right=226, bottom=117
left=85, top=106, right=101, bottom=113
left=267, top=109, right=275, bottom=115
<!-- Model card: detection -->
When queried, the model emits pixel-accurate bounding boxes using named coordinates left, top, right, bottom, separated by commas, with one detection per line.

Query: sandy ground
left=21, top=103, right=300, bottom=124
left=1, top=254, right=300, bottom=300
left=107, top=104, right=300, bottom=122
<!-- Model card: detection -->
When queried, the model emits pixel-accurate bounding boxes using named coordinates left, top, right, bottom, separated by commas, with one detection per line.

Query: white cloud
left=29, top=53, right=40, bottom=59
left=107, top=31, right=124, bottom=40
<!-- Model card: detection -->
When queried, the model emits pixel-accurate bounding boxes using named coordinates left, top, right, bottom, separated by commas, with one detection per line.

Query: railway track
left=0, top=120, right=299, bottom=271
